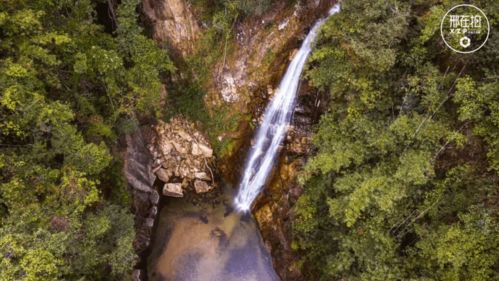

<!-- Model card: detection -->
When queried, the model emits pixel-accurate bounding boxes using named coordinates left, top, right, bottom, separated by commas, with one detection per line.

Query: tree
left=294, top=0, right=498, bottom=280
left=0, top=0, right=172, bottom=279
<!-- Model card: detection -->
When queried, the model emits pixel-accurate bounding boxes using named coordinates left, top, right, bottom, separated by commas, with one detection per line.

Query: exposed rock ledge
left=142, top=0, right=200, bottom=57
left=148, top=117, right=215, bottom=197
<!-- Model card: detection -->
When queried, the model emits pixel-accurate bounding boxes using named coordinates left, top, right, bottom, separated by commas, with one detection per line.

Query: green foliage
left=295, top=0, right=499, bottom=280
left=0, top=0, right=172, bottom=279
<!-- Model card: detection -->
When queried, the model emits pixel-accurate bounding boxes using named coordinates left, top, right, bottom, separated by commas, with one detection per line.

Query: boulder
left=159, top=139, right=173, bottom=155
left=149, top=190, right=160, bottom=205
left=198, top=143, right=213, bottom=158
left=132, top=269, right=143, bottom=281
left=172, top=141, right=188, bottom=154
left=155, top=168, right=170, bottom=183
left=194, top=180, right=213, bottom=194
left=149, top=206, right=158, bottom=217
left=191, top=143, right=202, bottom=156
left=194, top=172, right=211, bottom=181
left=145, top=218, right=155, bottom=228
left=163, top=183, right=183, bottom=197
left=162, top=157, right=177, bottom=169
left=176, top=129, right=192, bottom=141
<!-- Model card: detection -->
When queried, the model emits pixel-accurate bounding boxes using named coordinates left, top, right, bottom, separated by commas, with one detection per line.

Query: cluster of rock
left=125, top=117, right=217, bottom=281
left=148, top=118, right=215, bottom=198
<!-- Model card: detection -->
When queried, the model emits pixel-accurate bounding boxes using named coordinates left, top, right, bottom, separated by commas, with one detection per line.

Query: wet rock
left=199, top=214, right=209, bottom=224
left=210, top=227, right=226, bottom=238
left=145, top=218, right=155, bottom=228
left=209, top=0, right=335, bottom=113
left=194, top=180, right=213, bottom=194
left=149, top=190, right=160, bottom=205
left=132, top=269, right=142, bottom=281
left=149, top=206, right=158, bottom=217
left=255, top=205, right=273, bottom=226
left=163, top=183, right=184, bottom=197
left=134, top=226, right=152, bottom=253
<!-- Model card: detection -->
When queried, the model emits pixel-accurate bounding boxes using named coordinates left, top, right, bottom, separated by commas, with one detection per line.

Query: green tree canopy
left=0, top=0, right=172, bottom=279
left=294, top=0, right=498, bottom=280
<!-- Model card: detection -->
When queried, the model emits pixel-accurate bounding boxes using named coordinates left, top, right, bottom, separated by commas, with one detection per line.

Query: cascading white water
left=234, top=4, right=340, bottom=212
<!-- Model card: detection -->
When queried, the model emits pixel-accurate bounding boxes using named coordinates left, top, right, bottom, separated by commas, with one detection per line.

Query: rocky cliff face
left=142, top=0, right=200, bottom=56
left=124, top=127, right=159, bottom=281
left=253, top=82, right=329, bottom=281
left=209, top=0, right=334, bottom=106
left=204, top=0, right=335, bottom=182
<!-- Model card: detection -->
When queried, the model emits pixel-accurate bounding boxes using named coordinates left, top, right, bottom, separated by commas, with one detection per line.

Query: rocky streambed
left=125, top=117, right=282, bottom=281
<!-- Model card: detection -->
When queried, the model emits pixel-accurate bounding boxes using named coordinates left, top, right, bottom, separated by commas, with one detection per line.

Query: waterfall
left=234, top=4, right=341, bottom=212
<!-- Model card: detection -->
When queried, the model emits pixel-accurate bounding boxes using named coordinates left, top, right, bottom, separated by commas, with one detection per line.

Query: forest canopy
left=0, top=0, right=172, bottom=280
left=0, top=0, right=497, bottom=280
left=294, top=0, right=498, bottom=280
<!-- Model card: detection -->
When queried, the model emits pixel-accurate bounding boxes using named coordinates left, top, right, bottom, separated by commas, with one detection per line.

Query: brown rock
left=191, top=143, right=202, bottom=156
left=142, top=0, right=200, bottom=56
left=179, top=163, right=190, bottom=178
left=162, top=157, right=176, bottom=169
left=176, top=129, right=192, bottom=141
left=155, top=168, right=170, bottom=183
left=172, top=141, right=188, bottom=154
left=159, top=139, right=173, bottom=155
left=150, top=117, right=216, bottom=197
left=198, top=143, right=213, bottom=158
left=163, top=183, right=183, bottom=197
left=194, top=180, right=213, bottom=193
left=255, top=205, right=273, bottom=226
left=194, top=172, right=211, bottom=181
left=181, top=178, right=189, bottom=188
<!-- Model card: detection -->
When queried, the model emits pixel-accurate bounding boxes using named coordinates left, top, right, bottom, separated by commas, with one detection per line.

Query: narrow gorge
left=125, top=0, right=339, bottom=280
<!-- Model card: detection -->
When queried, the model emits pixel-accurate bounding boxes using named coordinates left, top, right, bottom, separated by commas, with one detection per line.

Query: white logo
left=459, top=36, right=471, bottom=48
left=440, top=4, right=490, bottom=53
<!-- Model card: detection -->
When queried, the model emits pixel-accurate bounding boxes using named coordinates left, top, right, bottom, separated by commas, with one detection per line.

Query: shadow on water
left=147, top=185, right=280, bottom=281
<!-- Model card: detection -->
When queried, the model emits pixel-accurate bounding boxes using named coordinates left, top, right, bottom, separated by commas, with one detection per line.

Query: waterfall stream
left=234, top=4, right=340, bottom=212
